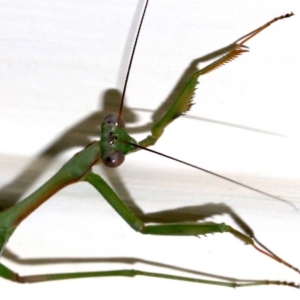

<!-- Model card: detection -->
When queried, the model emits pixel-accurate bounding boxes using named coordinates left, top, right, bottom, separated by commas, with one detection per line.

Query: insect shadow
left=0, top=40, right=284, bottom=211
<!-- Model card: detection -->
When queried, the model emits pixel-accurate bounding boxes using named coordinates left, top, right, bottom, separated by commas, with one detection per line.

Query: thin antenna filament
left=118, top=0, right=149, bottom=125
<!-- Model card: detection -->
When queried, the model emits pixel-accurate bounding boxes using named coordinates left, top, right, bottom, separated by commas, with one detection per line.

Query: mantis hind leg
left=0, top=262, right=297, bottom=288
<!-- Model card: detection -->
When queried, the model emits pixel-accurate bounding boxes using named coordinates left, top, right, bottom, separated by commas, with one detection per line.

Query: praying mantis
left=1, top=0, right=300, bottom=299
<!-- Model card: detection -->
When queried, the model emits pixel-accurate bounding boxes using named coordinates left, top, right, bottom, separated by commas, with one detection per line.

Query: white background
left=1, top=0, right=300, bottom=299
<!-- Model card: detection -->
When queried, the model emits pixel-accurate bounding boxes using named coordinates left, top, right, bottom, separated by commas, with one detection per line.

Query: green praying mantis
left=1, top=0, right=299, bottom=296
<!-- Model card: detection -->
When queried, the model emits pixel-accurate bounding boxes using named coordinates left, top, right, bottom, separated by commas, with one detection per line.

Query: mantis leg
left=139, top=13, right=293, bottom=148
left=138, top=46, right=244, bottom=148
left=83, top=171, right=299, bottom=275
left=1, top=170, right=297, bottom=287
left=0, top=261, right=297, bottom=287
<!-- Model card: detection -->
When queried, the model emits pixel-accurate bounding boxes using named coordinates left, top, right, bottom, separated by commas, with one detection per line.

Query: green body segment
left=0, top=142, right=101, bottom=253
left=150, top=75, right=198, bottom=140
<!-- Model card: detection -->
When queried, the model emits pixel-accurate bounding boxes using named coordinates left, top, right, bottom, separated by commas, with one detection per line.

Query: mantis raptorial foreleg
left=139, top=13, right=293, bottom=148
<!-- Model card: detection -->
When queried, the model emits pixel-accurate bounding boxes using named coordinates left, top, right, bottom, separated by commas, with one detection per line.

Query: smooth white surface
left=1, top=0, right=300, bottom=299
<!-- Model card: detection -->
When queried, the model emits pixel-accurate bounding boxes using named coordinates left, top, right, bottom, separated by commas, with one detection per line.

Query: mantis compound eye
left=102, top=151, right=125, bottom=168
left=102, top=113, right=125, bottom=128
